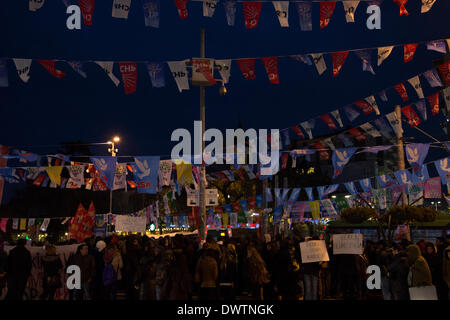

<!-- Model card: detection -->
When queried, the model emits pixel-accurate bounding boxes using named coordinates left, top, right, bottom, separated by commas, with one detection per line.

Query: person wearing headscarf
left=406, top=244, right=432, bottom=289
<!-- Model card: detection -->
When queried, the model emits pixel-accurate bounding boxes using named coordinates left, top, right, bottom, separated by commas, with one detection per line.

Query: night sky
left=1, top=0, right=450, bottom=159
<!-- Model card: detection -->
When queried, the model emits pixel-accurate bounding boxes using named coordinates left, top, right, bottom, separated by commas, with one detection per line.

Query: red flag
left=437, top=61, right=450, bottom=85
left=119, top=62, right=137, bottom=94
left=401, top=106, right=422, bottom=127
left=215, top=206, right=224, bottom=215
left=33, top=174, right=45, bottom=187
left=248, top=197, right=256, bottom=210
left=243, top=1, right=262, bottom=29
left=261, top=57, right=279, bottom=84
left=237, top=58, right=256, bottom=80
left=232, top=202, right=241, bottom=213
left=348, top=128, right=367, bottom=141
left=69, top=203, right=88, bottom=242
left=320, top=114, right=338, bottom=130
left=78, top=0, right=95, bottom=26
left=404, top=43, right=418, bottom=63
left=291, top=125, right=305, bottom=139
left=192, top=59, right=216, bottom=84
left=281, top=153, right=289, bottom=169
left=313, top=141, right=329, bottom=159
left=353, top=100, right=375, bottom=115
left=393, top=83, right=409, bottom=101
left=267, top=133, right=272, bottom=146
left=394, top=0, right=409, bottom=16
left=320, top=1, right=336, bottom=29
left=37, top=60, right=66, bottom=79
left=427, top=92, right=440, bottom=115
left=330, top=51, right=348, bottom=77
left=237, top=168, right=246, bottom=181
left=0, top=145, right=9, bottom=168
left=174, top=0, right=188, bottom=19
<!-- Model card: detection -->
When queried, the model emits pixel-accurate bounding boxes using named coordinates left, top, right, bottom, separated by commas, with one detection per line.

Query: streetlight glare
left=107, top=141, right=112, bottom=144
left=113, top=136, right=120, bottom=143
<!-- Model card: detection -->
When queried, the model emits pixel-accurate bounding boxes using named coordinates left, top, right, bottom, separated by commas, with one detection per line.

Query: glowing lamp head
left=113, top=136, right=120, bottom=143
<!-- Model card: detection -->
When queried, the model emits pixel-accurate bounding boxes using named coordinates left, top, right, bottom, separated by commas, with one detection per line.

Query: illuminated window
left=307, top=167, right=315, bottom=174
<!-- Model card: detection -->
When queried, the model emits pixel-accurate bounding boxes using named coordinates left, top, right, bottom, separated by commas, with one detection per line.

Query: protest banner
left=332, top=233, right=363, bottom=254
left=300, top=240, right=329, bottom=263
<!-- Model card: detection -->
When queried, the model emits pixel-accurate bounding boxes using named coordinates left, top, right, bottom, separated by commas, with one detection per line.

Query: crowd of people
left=0, top=232, right=449, bottom=300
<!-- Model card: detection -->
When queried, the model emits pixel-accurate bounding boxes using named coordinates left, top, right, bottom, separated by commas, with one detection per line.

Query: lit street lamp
left=107, top=136, right=120, bottom=215
left=431, top=201, right=441, bottom=211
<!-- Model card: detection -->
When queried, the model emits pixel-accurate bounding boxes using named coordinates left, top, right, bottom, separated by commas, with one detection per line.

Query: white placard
left=114, top=215, right=147, bottom=233
left=332, top=233, right=363, bottom=254
left=187, top=188, right=218, bottom=206
left=300, top=240, right=329, bottom=263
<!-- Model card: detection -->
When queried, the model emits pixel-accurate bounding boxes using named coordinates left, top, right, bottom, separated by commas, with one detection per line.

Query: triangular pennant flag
left=427, top=40, right=446, bottom=53
left=342, top=1, right=360, bottom=23
left=323, top=137, right=335, bottom=150
left=320, top=1, right=336, bottom=29
left=422, top=69, right=443, bottom=87
left=273, top=1, right=289, bottom=27
left=394, top=0, right=409, bottom=16
left=414, top=99, right=427, bottom=121
left=405, top=143, right=429, bottom=169
left=354, top=100, right=376, bottom=115
left=317, top=186, right=326, bottom=200
left=146, top=62, right=165, bottom=88
left=343, top=105, right=360, bottom=122
left=310, top=53, right=327, bottom=75
left=384, top=112, right=403, bottom=136
left=444, top=87, right=450, bottom=113
left=332, top=147, right=357, bottom=177
left=300, top=121, right=313, bottom=139
left=313, top=141, right=329, bottom=159
left=359, top=178, right=372, bottom=193
left=68, top=61, right=87, bottom=78
left=290, top=54, right=312, bottom=66
left=119, top=62, right=137, bottom=94
left=223, top=0, right=236, bottom=26
left=377, top=174, right=397, bottom=188
left=401, top=106, right=422, bottom=127
left=78, top=0, right=95, bottom=26
left=377, top=46, right=394, bottom=66
left=167, top=61, right=189, bottom=92
left=338, top=132, right=354, bottom=147
left=379, top=90, right=388, bottom=102
left=112, top=0, right=131, bottom=19
left=143, top=0, right=160, bottom=28
left=427, top=92, right=440, bottom=116
left=344, top=181, right=358, bottom=194
left=296, top=2, right=312, bottom=31
left=365, top=95, right=380, bottom=115
left=404, top=43, right=419, bottom=63
left=360, top=122, right=382, bottom=138
left=261, top=57, right=279, bottom=84
left=330, top=51, right=349, bottom=77
left=437, top=61, right=450, bottom=85
left=408, top=75, right=424, bottom=99
left=348, top=127, right=367, bottom=141
left=243, top=1, right=262, bottom=29
left=305, top=187, right=314, bottom=201
left=421, top=0, right=437, bottom=13
left=320, top=114, right=338, bottom=130
left=174, top=0, right=189, bottom=19
left=44, top=166, right=63, bottom=186
left=95, top=61, right=120, bottom=86
left=215, top=60, right=231, bottom=83
left=290, top=125, right=305, bottom=139
left=355, top=50, right=375, bottom=75
left=330, top=110, right=343, bottom=128
left=203, top=0, right=218, bottom=17
left=29, top=0, right=45, bottom=11
left=394, top=169, right=413, bottom=185
left=13, top=59, right=32, bottom=83
left=393, top=83, right=409, bottom=101
left=237, top=58, right=256, bottom=80
left=434, top=157, right=450, bottom=184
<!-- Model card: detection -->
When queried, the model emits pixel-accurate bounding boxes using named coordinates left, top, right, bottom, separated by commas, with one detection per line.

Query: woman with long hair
left=247, top=246, right=270, bottom=300
left=41, top=245, right=63, bottom=300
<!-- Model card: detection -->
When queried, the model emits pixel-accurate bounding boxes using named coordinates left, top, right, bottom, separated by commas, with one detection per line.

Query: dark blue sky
left=1, top=0, right=450, bottom=158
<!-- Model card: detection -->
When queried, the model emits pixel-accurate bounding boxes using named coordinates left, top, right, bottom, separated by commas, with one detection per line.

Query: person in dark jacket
left=40, top=244, right=63, bottom=300
left=0, top=240, right=8, bottom=299
left=72, top=243, right=96, bottom=300
left=423, top=242, right=441, bottom=288
left=219, top=243, right=238, bottom=300
left=6, top=239, right=31, bottom=300
left=195, top=248, right=218, bottom=300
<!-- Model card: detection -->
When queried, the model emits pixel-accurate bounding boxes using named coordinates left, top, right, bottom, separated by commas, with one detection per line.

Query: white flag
left=377, top=46, right=394, bottom=66
left=113, top=163, right=127, bottom=190
left=407, top=75, right=424, bottom=99
left=365, top=95, right=380, bottom=115
left=292, top=157, right=297, bottom=168
left=360, top=122, right=381, bottom=138
left=443, top=87, right=450, bottom=113
left=112, top=0, right=132, bottom=19
left=310, top=54, right=327, bottom=75
left=215, top=59, right=231, bottom=83
left=272, top=1, right=289, bottom=27
left=13, top=59, right=32, bottom=83
left=300, top=121, right=313, bottom=139
left=385, top=112, right=403, bottom=136
left=29, top=0, right=45, bottom=11
left=343, top=1, right=360, bottom=23
left=203, top=0, right=218, bottom=17
left=331, top=110, right=343, bottom=128
left=40, top=218, right=51, bottom=231
left=421, top=0, right=437, bottom=13
left=28, top=218, right=35, bottom=226
left=167, top=61, right=189, bottom=92
left=223, top=170, right=235, bottom=182
left=323, top=138, right=335, bottom=150
left=95, top=61, right=120, bottom=86
left=68, top=165, right=85, bottom=188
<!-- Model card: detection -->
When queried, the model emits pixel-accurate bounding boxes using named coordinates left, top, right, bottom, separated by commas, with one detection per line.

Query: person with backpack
left=103, top=244, right=123, bottom=300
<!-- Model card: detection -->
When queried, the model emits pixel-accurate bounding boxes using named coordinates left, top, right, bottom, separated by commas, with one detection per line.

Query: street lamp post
left=107, top=136, right=120, bottom=215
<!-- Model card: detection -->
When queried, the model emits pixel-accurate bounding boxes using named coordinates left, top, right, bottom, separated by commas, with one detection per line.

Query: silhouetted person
left=6, top=239, right=32, bottom=300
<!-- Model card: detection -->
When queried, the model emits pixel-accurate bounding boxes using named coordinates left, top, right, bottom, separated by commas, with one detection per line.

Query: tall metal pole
left=199, top=28, right=207, bottom=241
left=394, top=105, right=407, bottom=206
left=110, top=142, right=116, bottom=215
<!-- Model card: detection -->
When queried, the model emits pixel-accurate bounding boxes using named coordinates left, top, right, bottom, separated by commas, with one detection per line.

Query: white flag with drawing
left=112, top=0, right=132, bottom=19
left=167, top=61, right=190, bottom=92
left=408, top=76, right=424, bottom=99
left=377, top=46, right=394, bottom=66
left=95, top=61, right=120, bottom=87
left=310, top=53, right=327, bottom=75
left=343, top=1, right=360, bottom=22
left=13, top=59, right=32, bottom=83
left=273, top=1, right=289, bottom=27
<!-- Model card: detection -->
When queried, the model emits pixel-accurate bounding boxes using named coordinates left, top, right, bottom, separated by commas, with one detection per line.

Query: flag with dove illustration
left=412, top=164, right=430, bottom=184
left=377, top=174, right=397, bottom=188
left=332, top=148, right=357, bottom=178
left=394, top=169, right=413, bottom=186
left=405, top=143, right=429, bottom=170
left=89, top=157, right=117, bottom=190
left=344, top=182, right=358, bottom=194
left=359, top=178, right=372, bottom=193
left=434, top=157, right=450, bottom=184
left=132, top=156, right=160, bottom=194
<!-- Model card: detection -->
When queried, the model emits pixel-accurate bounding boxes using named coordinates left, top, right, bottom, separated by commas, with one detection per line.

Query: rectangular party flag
left=146, top=62, right=165, bottom=88
left=223, top=0, right=236, bottom=26
left=353, top=99, right=375, bottom=115
left=237, top=58, right=256, bottom=80
left=331, top=110, right=343, bottom=128
left=215, top=60, right=231, bottom=84
left=406, top=143, right=429, bottom=169
left=377, top=46, right=394, bottom=66
left=434, top=157, right=450, bottom=184
left=343, top=1, right=360, bottom=23
left=296, top=2, right=312, bottom=31
left=243, top=1, right=262, bottom=29
left=332, top=148, right=357, bottom=178
left=330, top=51, right=349, bottom=77
left=359, top=178, right=372, bottom=193
left=424, top=177, right=441, bottom=198
left=309, top=201, right=320, bottom=220
left=176, top=162, right=192, bottom=185
left=394, top=169, right=413, bottom=185
left=393, top=83, right=409, bottom=101
left=119, top=62, right=137, bottom=94
left=37, top=60, right=66, bottom=79
left=112, top=0, right=131, bottom=19
left=78, top=0, right=95, bottom=25
left=305, top=187, right=314, bottom=201
left=320, top=114, right=338, bottom=130
left=412, top=164, right=430, bottom=184
left=174, top=0, right=188, bottom=19
left=344, top=181, right=358, bottom=194
left=90, top=157, right=117, bottom=189
left=408, top=76, right=424, bottom=99
left=355, top=50, right=375, bottom=75
left=360, top=122, right=381, bottom=138
left=343, top=105, right=360, bottom=122
left=158, top=160, right=172, bottom=187
left=310, top=54, right=327, bottom=75
left=423, top=69, right=443, bottom=87
left=261, top=57, right=279, bottom=84
left=401, top=106, right=421, bottom=127
left=348, top=128, right=366, bottom=141
left=13, top=58, right=32, bottom=83
left=320, top=1, right=336, bottom=29
left=314, top=141, right=329, bottom=159
left=404, top=43, right=418, bottom=62
left=300, top=121, right=313, bottom=139
left=408, top=184, right=424, bottom=205
left=321, top=199, right=337, bottom=218
left=167, top=61, right=189, bottom=92
left=273, top=1, right=289, bottom=27
left=421, top=0, right=437, bottom=13
left=113, top=163, right=127, bottom=190
left=133, top=156, right=160, bottom=193
left=143, top=0, right=160, bottom=27
left=427, top=92, right=440, bottom=116
left=378, top=174, right=397, bottom=188
left=95, top=61, right=120, bottom=86
left=414, top=99, right=427, bottom=121
left=437, top=61, right=450, bottom=85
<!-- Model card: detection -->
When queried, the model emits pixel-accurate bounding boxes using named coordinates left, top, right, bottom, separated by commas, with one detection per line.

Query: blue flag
left=223, top=1, right=236, bottom=26
left=317, top=186, right=325, bottom=200
left=405, top=143, right=429, bottom=169
left=0, top=58, right=8, bottom=87
left=223, top=204, right=232, bottom=214
left=422, top=69, right=442, bottom=88
left=413, top=100, right=427, bottom=121
left=344, top=182, right=358, bottom=194
left=305, top=187, right=314, bottom=201
left=377, top=174, right=397, bottom=188
left=240, top=199, right=248, bottom=212
left=359, top=178, right=372, bottom=193
left=394, top=169, right=413, bottom=185
left=133, top=156, right=160, bottom=194
left=266, top=188, right=273, bottom=202
left=273, top=206, right=283, bottom=223
left=434, top=157, right=450, bottom=184
left=290, top=55, right=313, bottom=66
left=90, top=156, right=117, bottom=190
left=337, top=132, right=354, bottom=147
left=325, top=184, right=340, bottom=196
left=146, top=62, right=165, bottom=88
left=412, top=165, right=430, bottom=184
left=343, top=105, right=360, bottom=122
left=373, top=118, right=394, bottom=140
left=288, top=188, right=301, bottom=205
left=256, top=194, right=263, bottom=208
left=332, top=148, right=357, bottom=178
left=379, top=90, right=388, bottom=102
left=295, top=2, right=312, bottom=31
left=142, top=0, right=160, bottom=28
left=68, top=61, right=87, bottom=78
left=355, top=50, right=375, bottom=75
